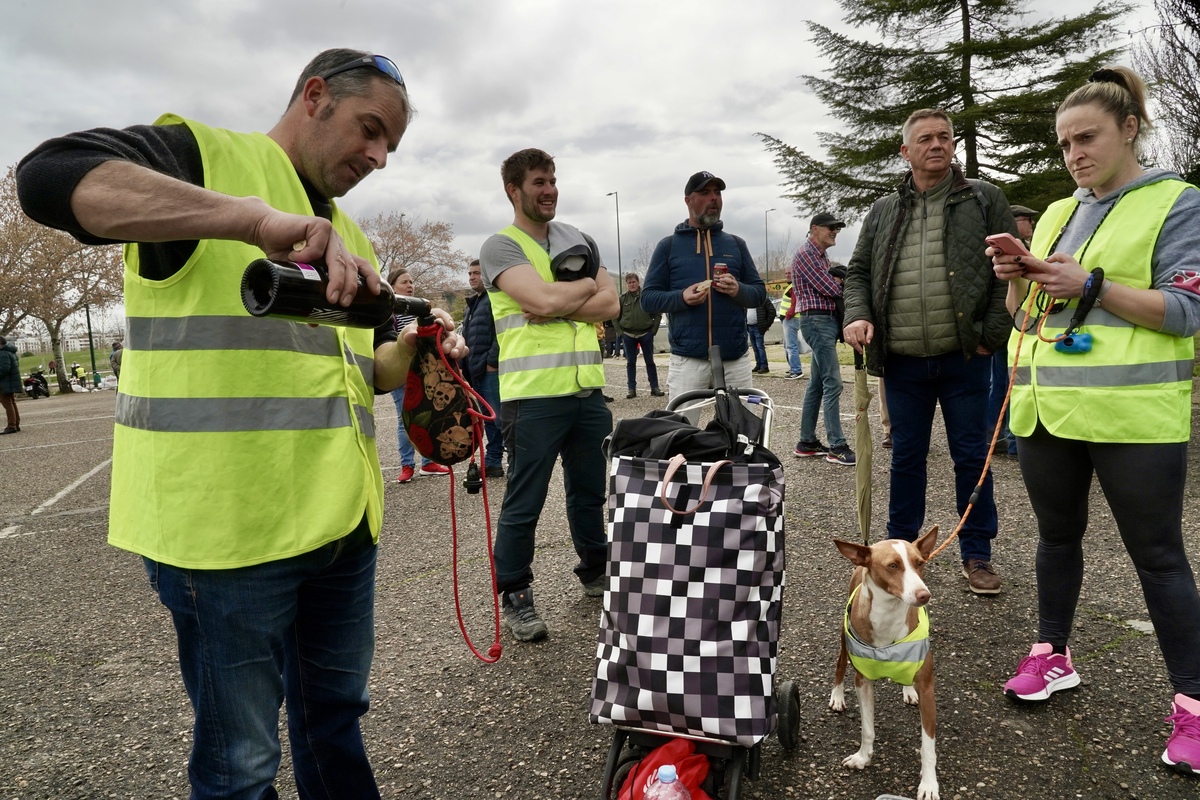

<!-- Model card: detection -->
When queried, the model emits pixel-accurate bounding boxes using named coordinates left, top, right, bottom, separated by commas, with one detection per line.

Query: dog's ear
left=915, top=525, right=940, bottom=559
left=833, top=538, right=871, bottom=567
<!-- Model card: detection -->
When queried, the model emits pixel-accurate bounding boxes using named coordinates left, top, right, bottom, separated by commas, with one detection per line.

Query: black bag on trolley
left=590, top=351, right=786, bottom=747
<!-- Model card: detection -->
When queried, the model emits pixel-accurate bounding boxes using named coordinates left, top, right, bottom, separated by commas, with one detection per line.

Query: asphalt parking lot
left=2, top=357, right=1199, bottom=799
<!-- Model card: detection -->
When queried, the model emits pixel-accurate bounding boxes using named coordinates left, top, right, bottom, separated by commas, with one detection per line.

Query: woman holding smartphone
left=990, top=65, right=1200, bottom=775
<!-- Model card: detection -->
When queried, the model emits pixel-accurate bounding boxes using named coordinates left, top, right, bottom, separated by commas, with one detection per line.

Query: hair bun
left=1089, top=68, right=1122, bottom=84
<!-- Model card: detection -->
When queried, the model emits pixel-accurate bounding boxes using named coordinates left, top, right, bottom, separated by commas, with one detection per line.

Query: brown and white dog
left=829, top=526, right=939, bottom=800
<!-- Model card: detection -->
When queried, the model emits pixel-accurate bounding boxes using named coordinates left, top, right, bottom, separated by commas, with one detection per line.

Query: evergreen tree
left=1135, top=0, right=1200, bottom=184
left=759, top=0, right=1130, bottom=220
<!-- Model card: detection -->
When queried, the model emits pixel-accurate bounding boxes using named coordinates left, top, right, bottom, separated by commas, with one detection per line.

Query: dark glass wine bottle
left=241, top=259, right=431, bottom=328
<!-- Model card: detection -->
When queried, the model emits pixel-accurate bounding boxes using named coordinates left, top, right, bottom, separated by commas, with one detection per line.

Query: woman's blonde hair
left=1058, top=66, right=1153, bottom=146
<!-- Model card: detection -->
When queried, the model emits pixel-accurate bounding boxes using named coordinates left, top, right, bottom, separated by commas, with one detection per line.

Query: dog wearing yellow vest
left=829, top=526, right=940, bottom=800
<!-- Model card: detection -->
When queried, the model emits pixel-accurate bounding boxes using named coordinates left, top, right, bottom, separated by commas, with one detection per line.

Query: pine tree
left=759, top=0, right=1131, bottom=220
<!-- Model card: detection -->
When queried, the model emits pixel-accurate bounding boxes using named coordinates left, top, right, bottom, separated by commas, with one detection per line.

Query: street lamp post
left=605, top=191, right=623, bottom=285
left=764, top=208, right=777, bottom=283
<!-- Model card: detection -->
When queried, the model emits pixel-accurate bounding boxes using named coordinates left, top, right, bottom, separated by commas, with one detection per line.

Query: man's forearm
left=71, top=160, right=263, bottom=245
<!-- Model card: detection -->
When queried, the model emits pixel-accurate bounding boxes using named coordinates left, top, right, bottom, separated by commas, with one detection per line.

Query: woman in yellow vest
left=991, top=66, right=1200, bottom=775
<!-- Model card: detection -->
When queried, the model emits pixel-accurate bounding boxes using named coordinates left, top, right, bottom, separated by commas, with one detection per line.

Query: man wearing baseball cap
left=1009, top=204, right=1038, bottom=246
left=641, top=171, right=767, bottom=418
left=791, top=212, right=855, bottom=465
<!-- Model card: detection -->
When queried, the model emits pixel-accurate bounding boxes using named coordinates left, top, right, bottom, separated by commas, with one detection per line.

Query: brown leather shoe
left=963, top=559, right=1001, bottom=595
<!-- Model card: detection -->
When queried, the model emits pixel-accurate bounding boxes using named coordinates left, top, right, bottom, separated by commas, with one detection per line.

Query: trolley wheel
left=776, top=679, right=801, bottom=752
left=607, top=746, right=649, bottom=800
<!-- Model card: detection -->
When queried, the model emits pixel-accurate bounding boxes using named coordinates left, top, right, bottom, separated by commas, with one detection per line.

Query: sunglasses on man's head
left=319, top=55, right=404, bottom=87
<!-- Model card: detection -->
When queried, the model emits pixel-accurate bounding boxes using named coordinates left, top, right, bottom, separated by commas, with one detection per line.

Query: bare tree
left=358, top=211, right=470, bottom=300
left=0, top=167, right=44, bottom=336
left=1135, top=0, right=1200, bottom=183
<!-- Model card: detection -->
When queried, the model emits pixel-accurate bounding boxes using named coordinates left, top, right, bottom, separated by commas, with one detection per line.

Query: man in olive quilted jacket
left=842, top=108, right=1018, bottom=595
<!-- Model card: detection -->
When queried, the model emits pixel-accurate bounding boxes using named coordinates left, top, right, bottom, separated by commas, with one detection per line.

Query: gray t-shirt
left=479, top=224, right=603, bottom=291
left=1052, top=168, right=1200, bottom=337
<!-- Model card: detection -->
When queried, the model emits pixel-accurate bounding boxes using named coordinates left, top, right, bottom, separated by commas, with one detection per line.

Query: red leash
left=417, top=325, right=503, bottom=662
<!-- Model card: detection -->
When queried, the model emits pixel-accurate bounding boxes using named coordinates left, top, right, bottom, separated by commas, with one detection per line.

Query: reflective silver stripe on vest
left=126, top=315, right=340, bottom=356
left=1015, top=359, right=1191, bottom=388
left=344, top=346, right=375, bottom=388
left=353, top=404, right=376, bottom=438
left=116, top=394, right=353, bottom=432
left=493, top=313, right=528, bottom=334
left=845, top=629, right=930, bottom=666
left=498, top=350, right=604, bottom=375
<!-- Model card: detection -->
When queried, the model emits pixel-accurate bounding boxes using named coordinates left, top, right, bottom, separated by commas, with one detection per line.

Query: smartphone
left=985, top=233, right=1030, bottom=257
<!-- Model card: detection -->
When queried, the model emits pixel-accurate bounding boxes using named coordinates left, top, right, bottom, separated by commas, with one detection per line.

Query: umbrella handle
left=659, top=454, right=733, bottom=515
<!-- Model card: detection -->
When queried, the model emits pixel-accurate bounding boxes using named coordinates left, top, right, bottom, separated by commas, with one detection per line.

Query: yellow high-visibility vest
left=844, top=586, right=930, bottom=686
left=1008, top=179, right=1193, bottom=443
left=109, top=114, right=383, bottom=568
left=489, top=224, right=605, bottom=401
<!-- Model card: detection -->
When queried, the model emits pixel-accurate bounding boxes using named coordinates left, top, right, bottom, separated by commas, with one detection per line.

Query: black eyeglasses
left=319, top=55, right=404, bottom=87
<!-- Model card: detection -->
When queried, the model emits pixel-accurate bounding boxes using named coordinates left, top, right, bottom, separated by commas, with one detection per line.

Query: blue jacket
left=641, top=221, right=766, bottom=361
left=0, top=342, right=20, bottom=394
left=461, top=290, right=498, bottom=385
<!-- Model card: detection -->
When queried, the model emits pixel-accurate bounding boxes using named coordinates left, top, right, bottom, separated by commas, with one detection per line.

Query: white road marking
left=1, top=459, right=113, bottom=540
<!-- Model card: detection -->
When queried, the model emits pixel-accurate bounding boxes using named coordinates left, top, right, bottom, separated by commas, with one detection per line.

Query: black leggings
left=1018, top=423, right=1200, bottom=696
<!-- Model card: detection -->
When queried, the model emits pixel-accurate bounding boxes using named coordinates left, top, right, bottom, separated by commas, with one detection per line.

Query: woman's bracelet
left=1095, top=279, right=1114, bottom=306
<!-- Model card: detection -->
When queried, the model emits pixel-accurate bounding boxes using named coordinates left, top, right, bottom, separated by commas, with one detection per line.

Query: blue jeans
left=495, top=391, right=611, bottom=594
left=781, top=316, right=803, bottom=375
left=883, top=352, right=997, bottom=562
left=747, top=324, right=768, bottom=369
left=987, top=349, right=1017, bottom=455
left=622, top=332, right=660, bottom=393
left=389, top=386, right=426, bottom=468
left=799, top=315, right=845, bottom=447
left=475, top=370, right=504, bottom=468
left=146, top=519, right=379, bottom=800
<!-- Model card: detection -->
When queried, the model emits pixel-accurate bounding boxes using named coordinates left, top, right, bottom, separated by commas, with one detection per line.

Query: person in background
left=843, top=108, right=1016, bottom=595
left=389, top=268, right=451, bottom=483
left=641, top=171, right=766, bottom=418
left=0, top=336, right=20, bottom=434
left=792, top=212, right=855, bottom=466
left=779, top=285, right=805, bottom=380
left=992, top=65, right=1200, bottom=776
left=109, top=341, right=123, bottom=381
left=747, top=297, right=770, bottom=374
left=461, top=258, right=504, bottom=478
left=479, top=148, right=618, bottom=643
left=616, top=272, right=664, bottom=399
left=16, top=47, right=466, bottom=798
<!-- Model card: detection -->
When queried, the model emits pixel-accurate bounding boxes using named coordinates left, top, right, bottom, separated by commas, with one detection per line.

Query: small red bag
left=618, top=737, right=712, bottom=800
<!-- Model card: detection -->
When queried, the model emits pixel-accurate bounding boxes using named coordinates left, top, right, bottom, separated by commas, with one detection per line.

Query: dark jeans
left=1018, top=423, right=1200, bottom=695
left=988, top=348, right=1016, bottom=455
left=475, top=369, right=504, bottom=468
left=883, top=351, right=997, bottom=562
left=748, top=324, right=768, bottom=370
left=798, top=315, right=845, bottom=448
left=622, top=332, right=660, bottom=392
left=146, top=518, right=380, bottom=800
left=496, top=391, right=612, bottom=594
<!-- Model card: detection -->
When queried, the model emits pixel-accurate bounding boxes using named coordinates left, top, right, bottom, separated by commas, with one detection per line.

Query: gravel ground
left=2, top=351, right=1199, bottom=800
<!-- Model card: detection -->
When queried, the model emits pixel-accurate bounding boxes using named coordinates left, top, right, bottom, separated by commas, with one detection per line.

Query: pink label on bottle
left=296, top=263, right=321, bottom=281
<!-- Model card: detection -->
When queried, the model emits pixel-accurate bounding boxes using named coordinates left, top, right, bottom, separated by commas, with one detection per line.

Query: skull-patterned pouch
left=400, top=320, right=480, bottom=466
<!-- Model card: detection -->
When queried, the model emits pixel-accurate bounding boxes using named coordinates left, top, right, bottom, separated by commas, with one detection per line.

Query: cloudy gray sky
left=3, top=0, right=1156, bottom=286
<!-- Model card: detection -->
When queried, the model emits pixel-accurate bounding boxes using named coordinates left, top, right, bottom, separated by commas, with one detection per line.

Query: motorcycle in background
left=23, top=367, right=49, bottom=399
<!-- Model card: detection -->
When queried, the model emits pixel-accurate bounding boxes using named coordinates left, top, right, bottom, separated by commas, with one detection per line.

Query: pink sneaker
left=396, top=465, right=415, bottom=484
left=418, top=463, right=450, bottom=477
left=1162, top=693, right=1200, bottom=775
left=1004, top=643, right=1080, bottom=702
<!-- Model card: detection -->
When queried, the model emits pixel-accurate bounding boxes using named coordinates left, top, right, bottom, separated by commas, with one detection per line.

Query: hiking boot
left=626, top=390, right=637, bottom=399
left=582, top=574, right=607, bottom=598
left=825, top=444, right=856, bottom=466
left=396, top=465, right=415, bottom=484
left=963, top=559, right=1002, bottom=594
left=418, top=463, right=450, bottom=477
left=650, top=388, right=665, bottom=397
left=1162, top=693, right=1200, bottom=775
left=1004, top=643, right=1080, bottom=701
left=793, top=440, right=828, bottom=458
left=501, top=589, right=548, bottom=642
left=485, top=464, right=504, bottom=478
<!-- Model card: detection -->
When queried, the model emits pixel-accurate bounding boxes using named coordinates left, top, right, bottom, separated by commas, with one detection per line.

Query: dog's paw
left=902, top=685, right=919, bottom=706
left=917, top=776, right=939, bottom=800
left=829, top=685, right=846, bottom=712
left=841, top=750, right=872, bottom=770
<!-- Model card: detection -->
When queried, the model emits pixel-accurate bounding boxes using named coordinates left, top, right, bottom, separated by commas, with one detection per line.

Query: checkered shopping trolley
left=590, top=359, right=801, bottom=800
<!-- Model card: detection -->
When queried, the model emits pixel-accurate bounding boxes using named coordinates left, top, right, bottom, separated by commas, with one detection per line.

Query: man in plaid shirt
left=791, top=212, right=855, bottom=466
